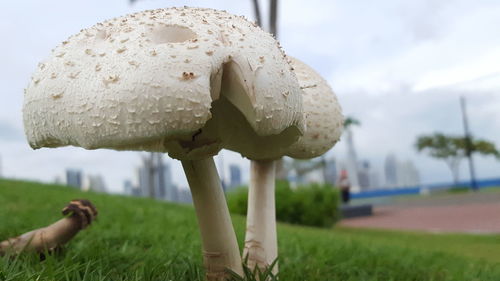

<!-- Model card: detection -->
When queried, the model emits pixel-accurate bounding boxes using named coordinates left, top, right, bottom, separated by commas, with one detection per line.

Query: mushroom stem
left=181, top=157, right=243, bottom=280
left=0, top=199, right=97, bottom=256
left=243, top=160, right=278, bottom=274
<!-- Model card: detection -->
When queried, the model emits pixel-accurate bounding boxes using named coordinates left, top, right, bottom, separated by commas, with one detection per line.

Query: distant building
left=228, top=164, right=242, bottom=190
left=159, top=160, right=178, bottom=202
left=138, top=155, right=155, bottom=197
left=124, top=179, right=142, bottom=197
left=384, top=154, right=398, bottom=188
left=123, top=180, right=133, bottom=195
left=136, top=153, right=179, bottom=201
left=154, top=155, right=167, bottom=199
left=384, top=154, right=420, bottom=188
left=54, top=176, right=63, bottom=185
left=304, top=169, right=324, bottom=184
left=168, top=184, right=179, bottom=202
left=66, top=169, right=83, bottom=189
left=370, top=172, right=381, bottom=189
left=83, top=174, right=107, bottom=193
left=357, top=160, right=371, bottom=190
left=397, top=160, right=420, bottom=188
left=287, top=158, right=327, bottom=185
left=324, top=158, right=338, bottom=186
left=177, top=188, right=193, bottom=204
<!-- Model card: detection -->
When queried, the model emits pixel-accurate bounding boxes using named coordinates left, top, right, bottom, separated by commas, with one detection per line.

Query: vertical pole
left=346, top=128, right=360, bottom=192
left=148, top=153, right=156, bottom=198
left=251, top=0, right=263, bottom=28
left=270, top=0, right=278, bottom=37
left=460, top=96, right=478, bottom=191
left=321, top=155, right=328, bottom=184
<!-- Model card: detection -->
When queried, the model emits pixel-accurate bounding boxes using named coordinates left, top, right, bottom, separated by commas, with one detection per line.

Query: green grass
left=335, top=228, right=500, bottom=263
left=477, top=186, right=500, bottom=193
left=1, top=179, right=500, bottom=281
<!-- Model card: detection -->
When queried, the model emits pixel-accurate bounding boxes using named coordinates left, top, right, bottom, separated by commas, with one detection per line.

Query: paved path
left=340, top=192, right=500, bottom=234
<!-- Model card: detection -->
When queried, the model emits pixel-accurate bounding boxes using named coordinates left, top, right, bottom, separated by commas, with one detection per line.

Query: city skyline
left=0, top=142, right=492, bottom=194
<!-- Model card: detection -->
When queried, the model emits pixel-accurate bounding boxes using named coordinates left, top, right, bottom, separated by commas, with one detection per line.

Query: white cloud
left=413, top=50, right=500, bottom=91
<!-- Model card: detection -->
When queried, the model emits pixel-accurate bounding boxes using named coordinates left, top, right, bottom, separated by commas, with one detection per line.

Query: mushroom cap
left=285, top=57, right=343, bottom=159
left=23, top=7, right=303, bottom=160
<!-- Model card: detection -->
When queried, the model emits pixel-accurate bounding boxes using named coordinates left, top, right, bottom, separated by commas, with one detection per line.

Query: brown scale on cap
left=181, top=71, right=196, bottom=80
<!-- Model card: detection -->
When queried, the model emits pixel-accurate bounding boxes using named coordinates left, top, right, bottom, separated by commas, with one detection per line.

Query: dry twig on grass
left=0, top=199, right=97, bottom=257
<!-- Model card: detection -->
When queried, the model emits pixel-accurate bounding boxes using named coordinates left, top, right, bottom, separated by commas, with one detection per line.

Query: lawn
left=1, top=179, right=499, bottom=281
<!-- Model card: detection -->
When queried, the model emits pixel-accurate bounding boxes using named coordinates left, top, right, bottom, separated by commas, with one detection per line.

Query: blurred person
left=337, top=169, right=351, bottom=204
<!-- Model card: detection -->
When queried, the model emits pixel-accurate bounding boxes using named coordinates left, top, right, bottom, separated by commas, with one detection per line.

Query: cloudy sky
left=1, top=0, right=499, bottom=192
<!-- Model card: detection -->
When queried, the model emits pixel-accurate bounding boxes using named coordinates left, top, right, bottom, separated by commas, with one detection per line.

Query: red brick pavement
left=340, top=195, right=500, bottom=233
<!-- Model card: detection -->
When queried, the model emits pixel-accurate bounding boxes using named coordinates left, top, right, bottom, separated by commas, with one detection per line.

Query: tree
left=343, top=116, right=361, bottom=191
left=344, top=116, right=360, bottom=129
left=286, top=158, right=324, bottom=183
left=416, top=133, right=499, bottom=186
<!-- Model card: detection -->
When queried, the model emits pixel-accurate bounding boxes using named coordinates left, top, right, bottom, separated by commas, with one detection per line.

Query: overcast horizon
left=1, top=0, right=499, bottom=192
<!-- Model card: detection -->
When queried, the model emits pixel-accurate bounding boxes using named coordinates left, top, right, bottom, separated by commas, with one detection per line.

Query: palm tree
left=343, top=117, right=361, bottom=191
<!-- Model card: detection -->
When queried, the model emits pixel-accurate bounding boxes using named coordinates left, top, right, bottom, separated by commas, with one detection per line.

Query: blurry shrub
left=227, top=186, right=248, bottom=216
left=227, top=180, right=340, bottom=228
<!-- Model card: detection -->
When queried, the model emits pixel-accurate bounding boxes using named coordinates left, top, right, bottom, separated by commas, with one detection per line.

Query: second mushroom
left=242, top=57, right=344, bottom=274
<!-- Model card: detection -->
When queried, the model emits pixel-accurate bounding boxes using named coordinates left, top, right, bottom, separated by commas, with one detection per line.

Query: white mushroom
left=243, top=57, right=343, bottom=273
left=286, top=58, right=343, bottom=159
left=23, top=7, right=304, bottom=280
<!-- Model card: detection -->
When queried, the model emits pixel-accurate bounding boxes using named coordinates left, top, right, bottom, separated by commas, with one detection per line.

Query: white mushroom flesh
left=286, top=57, right=343, bottom=158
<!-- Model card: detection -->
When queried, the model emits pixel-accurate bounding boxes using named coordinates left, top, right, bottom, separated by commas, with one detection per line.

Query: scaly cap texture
left=286, top=57, right=343, bottom=159
left=24, top=7, right=303, bottom=160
